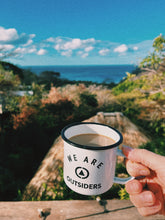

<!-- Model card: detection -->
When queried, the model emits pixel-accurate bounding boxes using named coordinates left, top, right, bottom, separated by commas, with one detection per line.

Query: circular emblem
left=75, top=167, right=89, bottom=179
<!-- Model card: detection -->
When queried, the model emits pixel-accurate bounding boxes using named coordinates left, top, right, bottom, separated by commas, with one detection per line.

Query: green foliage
left=40, top=70, right=60, bottom=78
left=22, top=69, right=38, bottom=85
left=36, top=100, right=75, bottom=133
left=38, top=71, right=61, bottom=89
left=73, top=91, right=98, bottom=120
left=140, top=137, right=165, bottom=156
left=140, top=34, right=165, bottom=70
left=140, top=52, right=161, bottom=70
left=149, top=91, right=165, bottom=102
left=118, top=187, right=129, bottom=200
left=5, top=96, right=22, bottom=113
left=148, top=119, right=165, bottom=137
left=79, top=91, right=98, bottom=107
left=0, top=61, right=24, bottom=80
left=153, top=34, right=165, bottom=53
left=31, top=82, right=45, bottom=100
left=0, top=88, right=101, bottom=201
left=117, top=97, right=141, bottom=119
left=0, top=56, right=164, bottom=202
left=111, top=72, right=147, bottom=96
left=115, top=162, right=128, bottom=176
left=0, top=68, right=20, bottom=91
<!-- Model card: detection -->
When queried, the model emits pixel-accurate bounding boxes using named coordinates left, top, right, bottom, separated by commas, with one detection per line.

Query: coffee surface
left=69, top=133, right=115, bottom=147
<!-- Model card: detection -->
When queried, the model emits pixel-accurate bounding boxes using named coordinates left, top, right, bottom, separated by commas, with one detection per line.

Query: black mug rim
left=61, top=122, right=123, bottom=150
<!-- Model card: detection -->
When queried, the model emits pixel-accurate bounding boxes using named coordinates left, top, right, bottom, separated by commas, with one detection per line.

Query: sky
left=0, top=0, right=165, bottom=66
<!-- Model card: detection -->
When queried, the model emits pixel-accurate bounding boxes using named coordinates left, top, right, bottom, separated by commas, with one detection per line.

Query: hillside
left=0, top=60, right=165, bottom=201
left=112, top=68, right=165, bottom=122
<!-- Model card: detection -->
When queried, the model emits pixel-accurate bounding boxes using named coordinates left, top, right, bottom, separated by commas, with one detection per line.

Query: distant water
left=23, top=65, right=136, bottom=83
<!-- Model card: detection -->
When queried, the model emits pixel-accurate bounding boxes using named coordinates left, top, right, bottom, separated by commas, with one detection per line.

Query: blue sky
left=0, top=0, right=164, bottom=66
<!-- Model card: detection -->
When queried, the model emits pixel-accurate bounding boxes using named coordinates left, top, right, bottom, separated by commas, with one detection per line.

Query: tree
left=0, top=65, right=21, bottom=112
left=38, top=71, right=61, bottom=89
left=153, top=34, right=165, bottom=53
left=22, top=69, right=38, bottom=85
left=0, top=61, right=24, bottom=81
left=40, top=71, right=60, bottom=79
left=0, top=65, right=20, bottom=91
left=140, top=34, right=165, bottom=71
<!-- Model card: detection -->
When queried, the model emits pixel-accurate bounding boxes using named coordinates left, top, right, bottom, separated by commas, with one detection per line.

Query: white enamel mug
left=61, top=122, right=133, bottom=195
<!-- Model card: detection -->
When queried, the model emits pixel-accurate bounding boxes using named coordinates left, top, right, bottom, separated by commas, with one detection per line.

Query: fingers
left=130, top=190, right=156, bottom=207
left=138, top=199, right=162, bottom=216
left=126, top=159, right=151, bottom=177
left=126, top=179, right=143, bottom=194
left=126, top=180, right=162, bottom=216
left=122, top=145, right=165, bottom=171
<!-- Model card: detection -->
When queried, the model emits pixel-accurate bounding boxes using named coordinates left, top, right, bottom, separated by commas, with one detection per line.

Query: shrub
left=79, top=91, right=98, bottom=107
left=118, top=187, right=129, bottom=200
left=140, top=137, right=165, bottom=156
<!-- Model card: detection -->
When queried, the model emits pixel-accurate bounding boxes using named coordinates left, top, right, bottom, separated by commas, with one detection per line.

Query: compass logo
left=75, top=167, right=89, bottom=179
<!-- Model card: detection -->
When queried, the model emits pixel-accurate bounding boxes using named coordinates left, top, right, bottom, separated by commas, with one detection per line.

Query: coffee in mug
left=69, top=133, right=115, bottom=147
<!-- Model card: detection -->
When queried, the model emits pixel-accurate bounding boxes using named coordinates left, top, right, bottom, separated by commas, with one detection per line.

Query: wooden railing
left=0, top=200, right=164, bottom=220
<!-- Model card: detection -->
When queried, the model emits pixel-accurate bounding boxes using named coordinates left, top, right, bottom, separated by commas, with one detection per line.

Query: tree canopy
left=0, top=64, right=21, bottom=91
left=140, top=34, right=165, bottom=70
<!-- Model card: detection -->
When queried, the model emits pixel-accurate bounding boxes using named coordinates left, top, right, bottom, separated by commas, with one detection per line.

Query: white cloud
left=85, top=46, right=94, bottom=52
left=77, top=51, right=89, bottom=58
left=0, top=27, right=37, bottom=59
left=61, top=50, right=72, bottom=57
left=36, top=48, right=47, bottom=55
left=22, top=35, right=35, bottom=46
left=7, top=46, right=37, bottom=58
left=65, top=38, right=82, bottom=50
left=0, top=26, right=154, bottom=65
left=12, top=47, right=27, bottom=57
left=0, top=44, right=14, bottom=51
left=14, top=47, right=26, bottom=53
left=57, top=38, right=82, bottom=51
left=0, top=27, right=35, bottom=46
left=46, top=37, right=56, bottom=43
left=0, top=27, right=18, bottom=42
left=27, top=47, right=37, bottom=54
left=99, top=48, right=110, bottom=56
left=54, top=44, right=60, bottom=51
left=81, top=53, right=88, bottom=58
left=82, top=38, right=96, bottom=44
left=114, top=44, right=128, bottom=53
left=53, top=37, right=97, bottom=52
left=133, top=46, right=138, bottom=51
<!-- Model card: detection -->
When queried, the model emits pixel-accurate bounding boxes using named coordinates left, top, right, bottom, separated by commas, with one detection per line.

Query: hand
left=122, top=145, right=165, bottom=216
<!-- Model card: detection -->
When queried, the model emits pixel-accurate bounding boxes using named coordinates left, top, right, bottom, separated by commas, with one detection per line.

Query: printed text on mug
left=66, top=154, right=104, bottom=191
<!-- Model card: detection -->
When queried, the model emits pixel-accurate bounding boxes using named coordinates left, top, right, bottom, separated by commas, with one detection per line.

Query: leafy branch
left=140, top=34, right=165, bottom=71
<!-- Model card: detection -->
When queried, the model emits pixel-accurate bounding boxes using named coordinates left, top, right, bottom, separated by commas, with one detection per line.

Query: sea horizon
left=23, top=64, right=137, bottom=84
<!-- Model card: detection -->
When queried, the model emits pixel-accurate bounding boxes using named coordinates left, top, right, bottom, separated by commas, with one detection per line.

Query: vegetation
left=0, top=34, right=165, bottom=201
left=140, top=34, right=165, bottom=70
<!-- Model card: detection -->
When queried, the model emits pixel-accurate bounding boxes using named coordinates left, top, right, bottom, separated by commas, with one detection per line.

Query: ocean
left=23, top=65, right=136, bottom=84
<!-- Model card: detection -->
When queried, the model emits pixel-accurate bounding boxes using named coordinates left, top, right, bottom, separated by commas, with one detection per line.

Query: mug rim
left=61, top=122, right=123, bottom=150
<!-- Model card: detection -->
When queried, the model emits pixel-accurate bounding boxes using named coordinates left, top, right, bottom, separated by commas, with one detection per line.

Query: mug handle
left=113, top=148, right=134, bottom=184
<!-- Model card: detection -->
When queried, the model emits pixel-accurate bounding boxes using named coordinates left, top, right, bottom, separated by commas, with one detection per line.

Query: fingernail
left=122, top=145, right=133, bottom=157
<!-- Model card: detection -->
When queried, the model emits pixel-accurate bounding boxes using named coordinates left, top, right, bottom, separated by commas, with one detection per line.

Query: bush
left=79, top=91, right=98, bottom=107
left=140, top=137, right=165, bottom=156
left=118, top=187, right=129, bottom=200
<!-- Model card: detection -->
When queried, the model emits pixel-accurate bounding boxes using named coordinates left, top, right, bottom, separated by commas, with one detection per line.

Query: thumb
left=122, top=145, right=164, bottom=171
